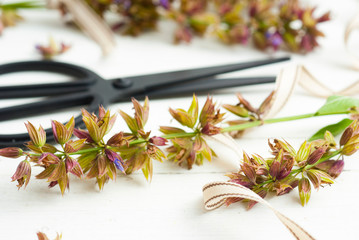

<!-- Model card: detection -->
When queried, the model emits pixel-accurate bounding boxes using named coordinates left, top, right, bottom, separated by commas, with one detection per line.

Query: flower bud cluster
left=226, top=128, right=350, bottom=208
left=6, top=99, right=168, bottom=194
left=161, top=95, right=224, bottom=169
left=79, top=0, right=329, bottom=53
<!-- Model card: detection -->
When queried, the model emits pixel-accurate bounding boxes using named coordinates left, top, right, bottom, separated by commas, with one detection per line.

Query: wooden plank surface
left=1, top=1, right=359, bottom=239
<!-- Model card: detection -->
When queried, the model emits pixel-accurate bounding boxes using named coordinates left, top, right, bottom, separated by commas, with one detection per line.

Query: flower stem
left=28, top=110, right=349, bottom=158
left=222, top=111, right=350, bottom=133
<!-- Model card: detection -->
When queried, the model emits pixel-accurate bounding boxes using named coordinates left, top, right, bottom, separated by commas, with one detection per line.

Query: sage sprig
left=2, top=94, right=359, bottom=196
left=226, top=121, right=357, bottom=207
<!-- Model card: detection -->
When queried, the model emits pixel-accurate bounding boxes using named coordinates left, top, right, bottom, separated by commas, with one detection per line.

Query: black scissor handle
left=0, top=61, right=100, bottom=98
left=0, top=61, right=105, bottom=148
left=0, top=60, right=97, bottom=79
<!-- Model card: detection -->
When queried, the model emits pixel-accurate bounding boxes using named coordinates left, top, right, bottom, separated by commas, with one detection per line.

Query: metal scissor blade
left=0, top=82, right=91, bottom=99
left=117, top=56, right=289, bottom=92
left=133, top=76, right=276, bottom=99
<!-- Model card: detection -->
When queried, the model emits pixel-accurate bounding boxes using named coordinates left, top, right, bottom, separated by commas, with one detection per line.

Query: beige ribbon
left=265, top=64, right=359, bottom=118
left=47, top=0, right=116, bottom=55
left=203, top=181, right=315, bottom=240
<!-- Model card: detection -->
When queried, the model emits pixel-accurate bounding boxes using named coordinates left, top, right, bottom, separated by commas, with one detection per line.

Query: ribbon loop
left=203, top=181, right=315, bottom=240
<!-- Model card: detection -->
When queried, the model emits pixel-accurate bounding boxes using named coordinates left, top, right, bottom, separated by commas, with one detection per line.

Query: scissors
left=0, top=56, right=289, bottom=147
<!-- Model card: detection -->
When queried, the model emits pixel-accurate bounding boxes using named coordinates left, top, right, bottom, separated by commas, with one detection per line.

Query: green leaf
left=188, top=95, right=199, bottom=126
left=0, top=1, right=44, bottom=10
left=316, top=95, right=359, bottom=115
left=119, top=110, right=138, bottom=134
left=83, top=116, right=100, bottom=143
left=309, top=118, right=353, bottom=141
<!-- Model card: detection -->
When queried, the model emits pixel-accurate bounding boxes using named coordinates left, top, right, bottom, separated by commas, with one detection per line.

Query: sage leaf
left=316, top=95, right=359, bottom=115
left=309, top=118, right=353, bottom=141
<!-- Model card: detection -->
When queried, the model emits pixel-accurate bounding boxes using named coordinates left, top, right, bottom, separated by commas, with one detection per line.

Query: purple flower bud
left=105, top=149, right=125, bottom=173
left=48, top=181, right=58, bottom=188
left=229, top=178, right=253, bottom=189
left=269, top=161, right=281, bottom=179
left=340, top=127, right=353, bottom=146
left=317, top=12, right=330, bottom=23
left=149, top=136, right=168, bottom=146
left=265, top=31, right=283, bottom=50
left=11, top=160, right=31, bottom=189
left=105, top=149, right=119, bottom=162
left=38, top=153, right=60, bottom=165
left=277, top=168, right=291, bottom=180
left=328, top=160, right=344, bottom=178
left=51, top=121, right=59, bottom=143
left=307, top=146, right=326, bottom=165
left=73, top=129, right=94, bottom=143
left=0, top=147, right=23, bottom=158
left=159, top=0, right=170, bottom=9
left=241, top=163, right=256, bottom=184
left=65, top=157, right=75, bottom=172
left=300, top=35, right=314, bottom=52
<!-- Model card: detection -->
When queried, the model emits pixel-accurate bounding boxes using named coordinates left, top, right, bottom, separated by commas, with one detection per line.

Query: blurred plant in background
left=1, top=0, right=330, bottom=53
left=84, top=0, right=330, bottom=53
left=0, top=1, right=43, bottom=35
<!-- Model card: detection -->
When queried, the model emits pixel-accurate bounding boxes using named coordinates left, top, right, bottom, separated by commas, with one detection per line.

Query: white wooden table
left=1, top=1, right=359, bottom=239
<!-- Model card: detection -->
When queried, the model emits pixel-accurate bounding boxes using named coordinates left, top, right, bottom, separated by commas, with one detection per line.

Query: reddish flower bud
left=229, top=177, right=254, bottom=189
left=48, top=181, right=58, bottom=188
left=51, top=117, right=74, bottom=144
left=328, top=160, right=344, bottom=178
left=317, top=12, right=330, bottom=23
left=201, top=123, right=221, bottom=136
left=340, top=127, right=353, bottom=146
left=149, top=136, right=168, bottom=146
left=11, top=160, right=31, bottom=189
left=241, top=162, right=256, bottom=184
left=307, top=146, right=326, bottom=165
left=0, top=147, right=23, bottom=158
left=107, top=132, right=128, bottom=147
left=38, top=153, right=61, bottom=166
left=73, top=128, right=94, bottom=143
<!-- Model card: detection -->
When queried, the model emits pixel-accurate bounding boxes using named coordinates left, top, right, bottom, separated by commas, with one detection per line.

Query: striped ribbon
left=203, top=181, right=315, bottom=240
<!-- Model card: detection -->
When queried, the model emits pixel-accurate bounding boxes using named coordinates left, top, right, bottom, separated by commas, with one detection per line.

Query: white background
left=1, top=0, right=359, bottom=239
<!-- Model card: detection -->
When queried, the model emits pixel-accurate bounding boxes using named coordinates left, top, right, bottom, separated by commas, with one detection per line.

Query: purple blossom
left=114, top=158, right=125, bottom=172
left=105, top=149, right=125, bottom=172
left=159, top=0, right=170, bottom=10
left=265, top=31, right=283, bottom=50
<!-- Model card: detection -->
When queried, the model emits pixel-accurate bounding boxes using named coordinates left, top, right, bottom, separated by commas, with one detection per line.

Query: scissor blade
left=117, top=57, right=289, bottom=93
left=133, top=76, right=276, bottom=99
left=0, top=92, right=95, bottom=121
left=0, top=82, right=91, bottom=99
